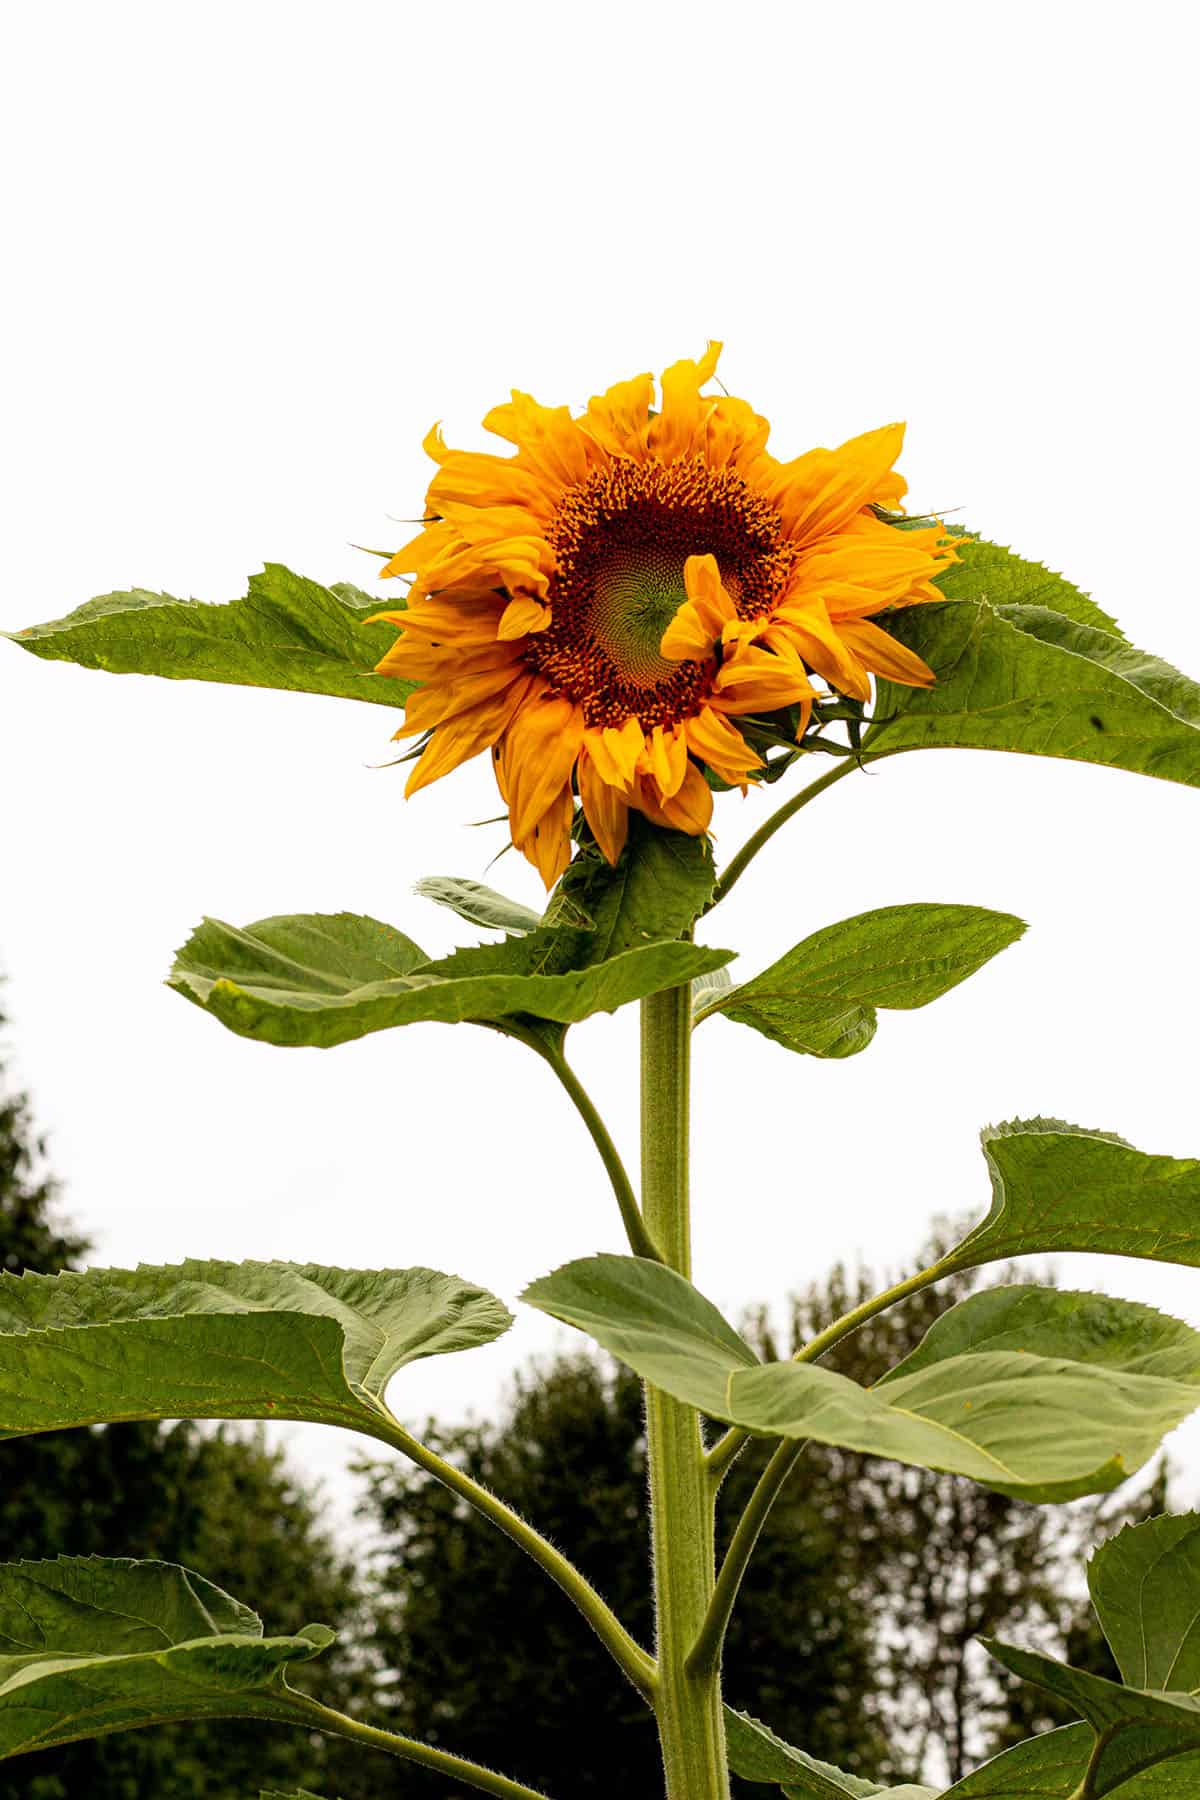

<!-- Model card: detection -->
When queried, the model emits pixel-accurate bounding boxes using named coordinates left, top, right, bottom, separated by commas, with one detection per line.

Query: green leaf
left=725, top=1708, right=936, bottom=1797
left=0, top=1259, right=510, bottom=1438
left=0, top=1556, right=332, bottom=1759
left=866, top=594, right=1200, bottom=789
left=169, top=911, right=733, bottom=1049
left=260, top=1792, right=336, bottom=1798
left=934, top=534, right=1123, bottom=636
left=524, top=1260, right=1200, bottom=1500
left=941, top=1120, right=1200, bottom=1277
left=984, top=1638, right=1200, bottom=1798
left=1088, top=1514, right=1200, bottom=1692
left=938, top=1724, right=1094, bottom=1798
left=3, top=565, right=412, bottom=706
left=941, top=1722, right=1200, bottom=1797
left=703, top=904, right=1025, bottom=1058
left=413, top=877, right=541, bottom=936
left=522, top=1255, right=759, bottom=1419
left=542, top=815, right=716, bottom=963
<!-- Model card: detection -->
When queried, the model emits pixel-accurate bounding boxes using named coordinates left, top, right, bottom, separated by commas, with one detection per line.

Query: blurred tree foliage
left=0, top=994, right=374, bottom=1799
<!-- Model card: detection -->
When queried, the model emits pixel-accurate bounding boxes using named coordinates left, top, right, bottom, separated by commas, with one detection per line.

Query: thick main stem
left=641, top=986, right=730, bottom=1800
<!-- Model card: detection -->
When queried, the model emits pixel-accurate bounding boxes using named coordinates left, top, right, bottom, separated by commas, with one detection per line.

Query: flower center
left=526, top=455, right=794, bottom=729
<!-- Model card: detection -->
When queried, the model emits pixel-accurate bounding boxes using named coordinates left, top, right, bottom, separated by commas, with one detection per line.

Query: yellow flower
left=372, top=345, right=959, bottom=887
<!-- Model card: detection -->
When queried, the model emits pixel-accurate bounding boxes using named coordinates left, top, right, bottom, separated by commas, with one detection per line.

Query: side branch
left=516, top=1027, right=664, bottom=1263
left=708, top=752, right=896, bottom=910
left=274, top=1689, right=557, bottom=1800
left=366, top=1411, right=658, bottom=1703
left=695, top=1258, right=957, bottom=1671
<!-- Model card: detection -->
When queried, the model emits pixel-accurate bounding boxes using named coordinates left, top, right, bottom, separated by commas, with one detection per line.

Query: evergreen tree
left=0, top=991, right=373, bottom=1799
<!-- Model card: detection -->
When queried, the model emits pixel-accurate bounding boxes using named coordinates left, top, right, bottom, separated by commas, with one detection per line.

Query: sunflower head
left=372, top=345, right=959, bottom=887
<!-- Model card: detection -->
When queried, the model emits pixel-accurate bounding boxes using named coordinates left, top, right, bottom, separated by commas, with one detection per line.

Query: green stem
left=641, top=985, right=730, bottom=1800
left=689, top=1437, right=806, bottom=1678
left=367, top=1412, right=657, bottom=1702
left=275, top=1689, right=555, bottom=1800
left=706, top=1258, right=952, bottom=1485
left=510, top=1025, right=664, bottom=1263
left=708, top=754, right=891, bottom=910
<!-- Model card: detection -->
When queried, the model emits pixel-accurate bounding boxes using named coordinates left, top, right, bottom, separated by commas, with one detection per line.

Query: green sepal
left=3, top=565, right=410, bottom=706
left=0, top=1260, right=510, bottom=1439
left=701, top=903, right=1024, bottom=1057
left=542, top=814, right=716, bottom=962
left=523, top=1259, right=1200, bottom=1499
left=168, top=910, right=732, bottom=1049
left=0, top=1557, right=332, bottom=1759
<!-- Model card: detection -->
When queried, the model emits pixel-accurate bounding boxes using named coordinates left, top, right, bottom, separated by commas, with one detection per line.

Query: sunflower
left=371, top=345, right=959, bottom=887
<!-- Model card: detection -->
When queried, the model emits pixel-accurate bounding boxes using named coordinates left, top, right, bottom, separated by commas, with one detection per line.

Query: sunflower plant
left=6, top=348, right=1200, bottom=1800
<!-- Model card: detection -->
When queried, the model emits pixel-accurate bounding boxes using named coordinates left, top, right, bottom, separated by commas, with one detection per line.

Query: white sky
left=2, top=1, right=1199, bottom=1528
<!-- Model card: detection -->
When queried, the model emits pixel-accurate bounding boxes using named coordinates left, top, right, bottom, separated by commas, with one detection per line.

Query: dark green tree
left=0, top=992, right=372, bottom=1799
left=356, top=1234, right=1165, bottom=1795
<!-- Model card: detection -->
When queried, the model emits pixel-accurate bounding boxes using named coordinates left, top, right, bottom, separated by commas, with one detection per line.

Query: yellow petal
left=835, top=618, right=935, bottom=688
left=661, top=554, right=737, bottom=661
left=578, top=748, right=630, bottom=866
left=633, top=761, right=713, bottom=836
left=498, top=595, right=551, bottom=639
left=599, top=716, right=645, bottom=789
left=684, top=706, right=763, bottom=785
left=645, top=724, right=689, bottom=799
left=647, top=343, right=723, bottom=461
left=516, top=781, right=575, bottom=890
left=770, top=423, right=906, bottom=547
left=504, top=693, right=586, bottom=844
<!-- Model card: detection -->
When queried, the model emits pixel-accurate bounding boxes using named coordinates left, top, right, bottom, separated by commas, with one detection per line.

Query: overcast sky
left=2, top=2, right=1199, bottom=1527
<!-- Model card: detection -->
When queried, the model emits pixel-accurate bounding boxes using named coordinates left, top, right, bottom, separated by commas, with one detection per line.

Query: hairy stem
left=367, top=1412, right=656, bottom=1701
left=274, top=1689, right=556, bottom=1800
left=708, top=753, right=892, bottom=910
left=641, top=985, right=730, bottom=1800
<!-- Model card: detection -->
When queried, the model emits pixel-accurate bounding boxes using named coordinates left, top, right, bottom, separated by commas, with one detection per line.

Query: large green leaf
left=0, top=1557, right=332, bottom=1759
left=985, top=1639, right=1200, bottom=1798
left=941, top=1720, right=1200, bottom=1797
left=169, top=911, right=732, bottom=1049
left=542, top=815, right=716, bottom=963
left=701, top=904, right=1024, bottom=1058
left=866, top=590, right=1200, bottom=787
left=3, top=565, right=411, bottom=705
left=941, top=1121, right=1200, bottom=1277
left=0, top=1260, right=510, bottom=1439
left=931, top=534, right=1123, bottom=635
left=725, top=1708, right=936, bottom=1797
left=523, top=1260, right=1200, bottom=1500
left=1088, top=1515, right=1200, bottom=1693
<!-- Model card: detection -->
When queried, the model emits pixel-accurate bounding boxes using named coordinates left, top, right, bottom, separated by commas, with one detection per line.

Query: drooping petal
left=633, top=761, right=714, bottom=836
left=766, top=601, right=872, bottom=701
left=684, top=706, right=764, bottom=787
left=597, top=715, right=645, bottom=790
left=712, top=643, right=821, bottom=712
left=578, top=747, right=630, bottom=866
left=404, top=674, right=537, bottom=797
left=517, top=780, right=575, bottom=889
left=645, top=724, right=689, bottom=799
left=503, top=692, right=586, bottom=844
left=834, top=617, right=936, bottom=688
